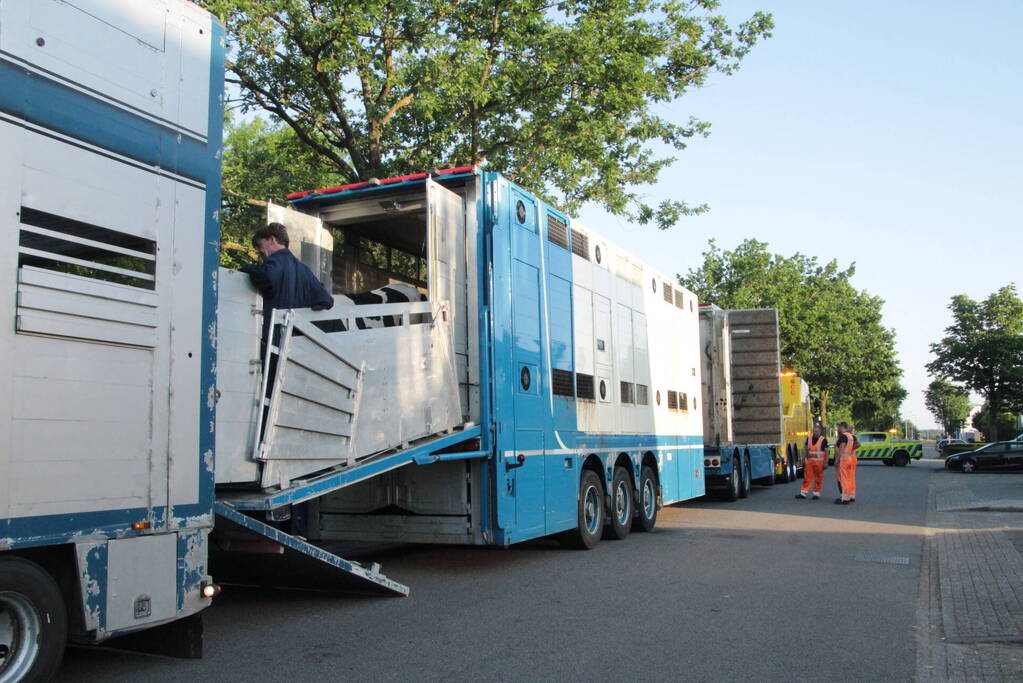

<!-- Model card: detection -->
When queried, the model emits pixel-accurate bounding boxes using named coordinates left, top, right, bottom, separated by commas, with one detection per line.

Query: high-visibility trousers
left=801, top=459, right=826, bottom=496
left=838, top=455, right=857, bottom=501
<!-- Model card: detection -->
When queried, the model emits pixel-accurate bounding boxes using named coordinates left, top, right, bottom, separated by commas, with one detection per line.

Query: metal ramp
left=211, top=502, right=409, bottom=596
left=216, top=424, right=484, bottom=512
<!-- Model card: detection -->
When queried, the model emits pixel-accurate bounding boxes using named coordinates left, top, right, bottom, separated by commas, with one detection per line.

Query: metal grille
left=667, top=390, right=679, bottom=410
left=576, top=372, right=595, bottom=400
left=571, top=229, right=589, bottom=259
left=662, top=281, right=673, bottom=303
left=674, top=289, right=684, bottom=309
left=547, top=214, right=569, bottom=249
left=679, top=392, right=688, bottom=411
left=620, top=381, right=634, bottom=404
left=552, top=369, right=574, bottom=397
left=18, top=206, right=157, bottom=290
left=636, top=384, right=649, bottom=405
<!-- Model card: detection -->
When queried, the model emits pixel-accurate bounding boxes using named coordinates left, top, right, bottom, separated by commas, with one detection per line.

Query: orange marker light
left=132, top=521, right=151, bottom=530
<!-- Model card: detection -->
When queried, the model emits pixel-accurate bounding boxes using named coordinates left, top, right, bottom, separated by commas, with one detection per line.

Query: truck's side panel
left=0, top=0, right=224, bottom=650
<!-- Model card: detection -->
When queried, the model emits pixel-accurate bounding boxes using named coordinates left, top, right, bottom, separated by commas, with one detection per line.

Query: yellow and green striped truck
left=829, top=431, right=923, bottom=467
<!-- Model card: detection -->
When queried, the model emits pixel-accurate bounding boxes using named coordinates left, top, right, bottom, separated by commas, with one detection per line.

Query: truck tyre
left=778, top=448, right=791, bottom=484
left=883, top=459, right=893, bottom=466
left=893, top=451, right=910, bottom=467
left=724, top=454, right=741, bottom=502
left=566, top=470, right=605, bottom=548
left=738, top=453, right=751, bottom=499
left=0, top=557, right=67, bottom=683
left=632, top=466, right=658, bottom=533
left=605, top=466, right=632, bottom=540
left=961, top=458, right=976, bottom=474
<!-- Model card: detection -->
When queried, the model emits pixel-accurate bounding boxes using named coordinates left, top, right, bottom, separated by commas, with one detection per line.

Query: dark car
left=945, top=441, right=1023, bottom=473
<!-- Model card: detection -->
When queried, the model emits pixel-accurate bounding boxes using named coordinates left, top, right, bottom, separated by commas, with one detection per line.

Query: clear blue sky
left=578, top=0, right=1023, bottom=429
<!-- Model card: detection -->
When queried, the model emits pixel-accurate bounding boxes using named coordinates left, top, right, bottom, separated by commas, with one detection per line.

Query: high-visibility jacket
left=808, top=436, right=826, bottom=461
left=838, top=433, right=857, bottom=457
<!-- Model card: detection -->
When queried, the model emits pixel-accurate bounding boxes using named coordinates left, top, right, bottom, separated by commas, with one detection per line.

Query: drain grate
left=855, top=553, right=910, bottom=566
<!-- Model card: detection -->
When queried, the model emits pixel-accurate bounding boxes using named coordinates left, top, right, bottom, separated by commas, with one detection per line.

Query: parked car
left=944, top=441, right=1023, bottom=473
left=937, top=438, right=965, bottom=453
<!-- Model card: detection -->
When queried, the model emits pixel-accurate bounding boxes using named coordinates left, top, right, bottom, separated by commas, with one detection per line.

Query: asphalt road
left=58, top=457, right=939, bottom=682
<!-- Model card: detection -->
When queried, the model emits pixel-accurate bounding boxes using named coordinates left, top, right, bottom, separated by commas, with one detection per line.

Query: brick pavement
left=917, top=472, right=1023, bottom=681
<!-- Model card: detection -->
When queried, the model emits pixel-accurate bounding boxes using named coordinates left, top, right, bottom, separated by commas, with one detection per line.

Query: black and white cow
left=343, top=283, right=426, bottom=329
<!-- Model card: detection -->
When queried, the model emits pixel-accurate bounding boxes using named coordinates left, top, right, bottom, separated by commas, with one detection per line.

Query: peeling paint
left=0, top=538, right=12, bottom=550
left=207, top=320, right=217, bottom=349
left=203, top=449, right=214, bottom=474
left=206, top=384, right=217, bottom=410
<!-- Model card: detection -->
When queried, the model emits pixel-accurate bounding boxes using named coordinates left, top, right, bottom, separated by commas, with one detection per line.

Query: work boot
left=812, top=495, right=820, bottom=500
left=834, top=498, right=849, bottom=505
left=795, top=493, right=806, bottom=499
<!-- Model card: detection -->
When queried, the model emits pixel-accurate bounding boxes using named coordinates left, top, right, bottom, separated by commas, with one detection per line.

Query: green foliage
left=927, top=285, right=1023, bottom=441
left=201, top=0, right=772, bottom=229
left=220, top=115, right=345, bottom=268
left=924, top=378, right=972, bottom=437
left=970, top=402, right=1017, bottom=441
left=679, top=239, right=904, bottom=427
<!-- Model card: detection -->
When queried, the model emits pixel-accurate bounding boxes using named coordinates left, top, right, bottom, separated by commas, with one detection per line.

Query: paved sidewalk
left=917, top=470, right=1023, bottom=681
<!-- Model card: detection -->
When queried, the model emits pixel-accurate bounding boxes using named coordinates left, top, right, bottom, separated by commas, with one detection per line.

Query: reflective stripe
left=807, top=457, right=826, bottom=461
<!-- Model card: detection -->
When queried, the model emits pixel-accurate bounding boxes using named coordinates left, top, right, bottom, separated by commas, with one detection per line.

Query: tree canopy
left=201, top=0, right=772, bottom=229
left=679, top=239, right=904, bottom=429
left=926, top=285, right=1023, bottom=441
left=220, top=115, right=345, bottom=268
left=923, top=378, right=971, bottom=438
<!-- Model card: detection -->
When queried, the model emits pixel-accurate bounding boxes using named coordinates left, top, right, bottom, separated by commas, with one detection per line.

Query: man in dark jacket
left=241, top=223, right=334, bottom=346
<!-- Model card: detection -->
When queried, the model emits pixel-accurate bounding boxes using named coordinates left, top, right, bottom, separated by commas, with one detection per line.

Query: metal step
left=211, top=502, right=409, bottom=596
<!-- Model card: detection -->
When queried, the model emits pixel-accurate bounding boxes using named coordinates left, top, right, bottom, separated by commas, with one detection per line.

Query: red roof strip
left=286, top=166, right=476, bottom=200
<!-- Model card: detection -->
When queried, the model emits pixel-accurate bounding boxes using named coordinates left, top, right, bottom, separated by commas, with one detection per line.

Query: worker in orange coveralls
left=834, top=422, right=859, bottom=504
left=795, top=424, right=828, bottom=500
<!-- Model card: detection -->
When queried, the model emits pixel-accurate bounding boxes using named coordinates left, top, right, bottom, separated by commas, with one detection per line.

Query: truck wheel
left=738, top=453, right=751, bottom=499
left=0, top=557, right=67, bottom=683
left=961, top=458, right=976, bottom=474
left=779, top=449, right=791, bottom=484
left=604, top=467, right=632, bottom=540
left=632, top=466, right=658, bottom=533
left=566, top=470, right=605, bottom=548
left=724, top=454, right=741, bottom=502
left=893, top=451, right=910, bottom=467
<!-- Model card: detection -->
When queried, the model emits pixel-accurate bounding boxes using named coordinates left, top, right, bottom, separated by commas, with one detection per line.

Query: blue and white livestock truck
left=0, top=0, right=225, bottom=678
left=210, top=169, right=708, bottom=568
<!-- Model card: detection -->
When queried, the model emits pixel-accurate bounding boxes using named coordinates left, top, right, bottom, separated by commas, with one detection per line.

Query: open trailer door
left=267, top=200, right=334, bottom=290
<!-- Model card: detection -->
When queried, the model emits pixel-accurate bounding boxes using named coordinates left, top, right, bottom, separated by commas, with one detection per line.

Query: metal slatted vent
left=679, top=392, right=688, bottom=411
left=636, top=384, right=649, bottom=405
left=571, top=229, right=589, bottom=259
left=674, top=289, right=685, bottom=309
left=620, top=381, right=634, bottom=404
left=662, top=281, right=673, bottom=303
left=547, top=214, right=569, bottom=249
left=576, top=372, right=596, bottom=400
left=667, top=390, right=679, bottom=410
left=552, top=369, right=575, bottom=397
left=854, top=553, right=910, bottom=566
left=18, top=207, right=156, bottom=290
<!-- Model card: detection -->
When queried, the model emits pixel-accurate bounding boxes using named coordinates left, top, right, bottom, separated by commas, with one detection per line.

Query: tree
left=923, top=378, right=971, bottom=438
left=220, top=115, right=345, bottom=268
left=201, top=0, right=773, bottom=229
left=679, top=239, right=904, bottom=427
left=971, top=402, right=1017, bottom=441
left=927, top=285, right=1023, bottom=441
